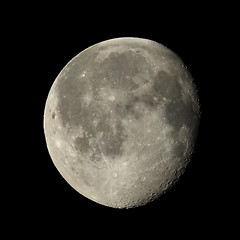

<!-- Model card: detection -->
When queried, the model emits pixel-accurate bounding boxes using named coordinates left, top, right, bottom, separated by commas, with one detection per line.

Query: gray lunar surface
left=44, top=37, right=200, bottom=208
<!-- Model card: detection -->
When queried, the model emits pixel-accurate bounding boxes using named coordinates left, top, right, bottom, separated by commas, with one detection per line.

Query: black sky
left=6, top=3, right=233, bottom=236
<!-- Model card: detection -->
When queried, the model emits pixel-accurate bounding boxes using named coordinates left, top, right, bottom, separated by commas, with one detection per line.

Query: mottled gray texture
left=44, top=37, right=200, bottom=208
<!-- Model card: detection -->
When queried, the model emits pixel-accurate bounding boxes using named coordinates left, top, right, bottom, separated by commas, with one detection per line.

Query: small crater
left=135, top=50, right=141, bottom=54
left=52, top=112, right=55, bottom=119
left=90, top=151, right=102, bottom=163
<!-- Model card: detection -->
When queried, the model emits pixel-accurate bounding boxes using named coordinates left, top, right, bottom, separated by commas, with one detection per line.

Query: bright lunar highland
left=44, top=37, right=200, bottom=208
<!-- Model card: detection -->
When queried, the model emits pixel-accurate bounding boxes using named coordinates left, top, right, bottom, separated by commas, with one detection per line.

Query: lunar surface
left=44, top=37, right=200, bottom=208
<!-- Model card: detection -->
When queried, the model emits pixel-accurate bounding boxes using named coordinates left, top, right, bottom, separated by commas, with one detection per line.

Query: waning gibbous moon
left=43, top=37, right=200, bottom=208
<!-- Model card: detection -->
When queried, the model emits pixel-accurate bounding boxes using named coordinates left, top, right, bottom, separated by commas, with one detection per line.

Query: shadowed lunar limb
left=44, top=37, right=200, bottom=208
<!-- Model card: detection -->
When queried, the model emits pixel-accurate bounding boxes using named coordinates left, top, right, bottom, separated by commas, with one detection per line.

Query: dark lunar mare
left=55, top=49, right=157, bottom=161
left=55, top=48, right=198, bottom=162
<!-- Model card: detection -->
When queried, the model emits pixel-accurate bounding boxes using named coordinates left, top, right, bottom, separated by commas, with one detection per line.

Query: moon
left=44, top=37, right=200, bottom=208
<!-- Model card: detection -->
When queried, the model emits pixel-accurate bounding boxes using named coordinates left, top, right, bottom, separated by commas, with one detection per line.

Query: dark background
left=7, top=2, right=234, bottom=237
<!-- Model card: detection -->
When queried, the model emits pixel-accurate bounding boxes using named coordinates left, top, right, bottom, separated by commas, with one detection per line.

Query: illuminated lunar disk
left=44, top=37, right=200, bottom=208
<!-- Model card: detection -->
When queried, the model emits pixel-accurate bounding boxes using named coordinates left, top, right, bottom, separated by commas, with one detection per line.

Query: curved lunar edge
left=43, top=37, right=200, bottom=209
